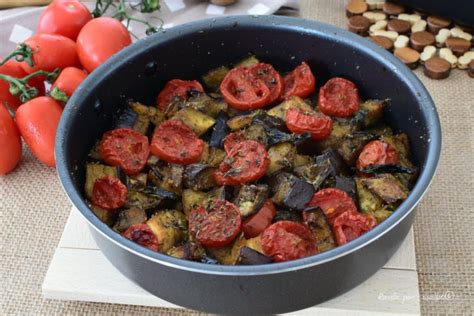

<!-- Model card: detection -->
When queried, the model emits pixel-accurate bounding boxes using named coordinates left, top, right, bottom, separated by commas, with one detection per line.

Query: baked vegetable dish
left=84, top=55, right=418, bottom=265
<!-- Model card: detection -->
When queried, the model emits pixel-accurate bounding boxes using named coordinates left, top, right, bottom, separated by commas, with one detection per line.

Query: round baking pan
left=55, top=15, right=441, bottom=314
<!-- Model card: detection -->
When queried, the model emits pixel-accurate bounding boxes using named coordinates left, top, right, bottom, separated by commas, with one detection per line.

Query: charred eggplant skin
left=338, top=131, right=377, bottom=165
left=237, top=247, right=273, bottom=265
left=335, top=175, right=357, bottom=202
left=252, top=113, right=287, bottom=132
left=303, top=207, right=336, bottom=253
left=148, top=163, right=184, bottom=194
left=209, top=111, right=229, bottom=149
left=315, top=149, right=348, bottom=176
left=183, top=164, right=217, bottom=191
left=269, top=172, right=315, bottom=211
left=206, top=235, right=247, bottom=265
left=266, top=143, right=296, bottom=176
left=167, top=242, right=206, bottom=261
left=186, top=91, right=228, bottom=118
left=294, top=149, right=348, bottom=190
left=114, top=106, right=138, bottom=129
left=362, top=174, right=409, bottom=204
left=207, top=186, right=233, bottom=202
left=113, top=207, right=147, bottom=232
left=233, top=184, right=269, bottom=217
left=244, top=124, right=269, bottom=148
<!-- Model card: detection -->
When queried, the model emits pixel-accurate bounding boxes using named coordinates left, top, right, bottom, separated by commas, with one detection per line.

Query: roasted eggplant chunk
left=355, top=177, right=393, bottom=223
left=267, top=96, right=312, bottom=120
left=125, top=190, right=161, bottom=210
left=167, top=241, right=206, bottom=261
left=266, top=143, right=296, bottom=176
left=85, top=163, right=118, bottom=199
left=362, top=174, right=409, bottom=204
left=382, top=133, right=418, bottom=188
left=129, top=101, right=165, bottom=127
left=252, top=112, right=305, bottom=147
left=88, top=203, right=116, bottom=226
left=315, top=120, right=360, bottom=152
left=293, top=154, right=313, bottom=168
left=252, top=113, right=287, bottom=132
left=142, top=186, right=179, bottom=201
left=147, top=209, right=187, bottom=253
left=121, top=173, right=147, bottom=191
left=244, top=124, right=268, bottom=148
left=338, top=132, right=376, bottom=165
left=367, top=124, right=393, bottom=137
left=295, top=150, right=347, bottom=190
left=148, top=163, right=184, bottom=194
left=373, top=207, right=393, bottom=224
left=335, top=175, right=357, bottom=201
left=234, top=54, right=260, bottom=67
left=206, top=186, right=233, bottom=203
left=265, top=126, right=311, bottom=148
left=269, top=172, right=315, bottom=210
left=162, top=96, right=186, bottom=118
left=245, top=236, right=265, bottom=254
left=383, top=133, right=410, bottom=158
left=171, top=107, right=216, bottom=136
left=233, top=184, right=269, bottom=217
left=359, top=99, right=386, bottom=127
left=87, top=141, right=102, bottom=161
left=237, top=247, right=272, bottom=265
left=227, top=111, right=258, bottom=130
left=146, top=155, right=159, bottom=167
left=303, top=207, right=336, bottom=253
left=200, top=145, right=226, bottom=167
left=183, top=164, right=216, bottom=191
left=316, top=149, right=348, bottom=176
left=360, top=164, right=417, bottom=175
left=294, top=163, right=332, bottom=190
left=126, top=186, right=178, bottom=211
left=206, top=235, right=247, bottom=265
left=273, top=208, right=303, bottom=223
left=355, top=177, right=384, bottom=215
left=186, top=91, right=227, bottom=118
left=113, top=207, right=147, bottom=232
left=132, top=114, right=151, bottom=135
left=182, top=189, right=207, bottom=217
left=202, top=66, right=229, bottom=91
left=209, top=111, right=229, bottom=148
left=114, top=106, right=139, bottom=129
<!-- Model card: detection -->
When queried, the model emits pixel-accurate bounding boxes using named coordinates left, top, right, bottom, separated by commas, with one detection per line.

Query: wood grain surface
left=0, top=0, right=51, bottom=9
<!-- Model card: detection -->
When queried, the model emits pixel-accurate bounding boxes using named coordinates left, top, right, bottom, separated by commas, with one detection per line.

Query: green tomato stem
left=92, top=0, right=162, bottom=37
left=108, top=0, right=162, bottom=38
left=49, top=87, right=69, bottom=103
left=0, top=43, right=34, bottom=67
left=0, top=68, right=60, bottom=103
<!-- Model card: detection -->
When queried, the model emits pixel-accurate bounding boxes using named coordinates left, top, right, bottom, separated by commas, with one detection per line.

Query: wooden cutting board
left=42, top=207, right=420, bottom=315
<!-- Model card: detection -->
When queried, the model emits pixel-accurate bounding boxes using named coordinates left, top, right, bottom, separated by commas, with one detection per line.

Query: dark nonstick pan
left=55, top=16, right=441, bottom=314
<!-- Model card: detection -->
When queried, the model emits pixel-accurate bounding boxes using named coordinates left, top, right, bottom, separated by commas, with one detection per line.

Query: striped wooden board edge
left=42, top=207, right=420, bottom=315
